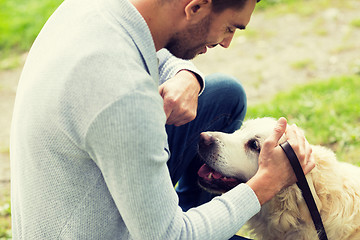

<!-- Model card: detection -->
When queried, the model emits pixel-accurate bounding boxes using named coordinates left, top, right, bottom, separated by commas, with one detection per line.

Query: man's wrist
left=246, top=172, right=281, bottom=206
left=177, top=70, right=203, bottom=94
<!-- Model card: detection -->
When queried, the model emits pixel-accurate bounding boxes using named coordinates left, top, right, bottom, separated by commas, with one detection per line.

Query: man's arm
left=157, top=49, right=205, bottom=126
left=84, top=86, right=261, bottom=239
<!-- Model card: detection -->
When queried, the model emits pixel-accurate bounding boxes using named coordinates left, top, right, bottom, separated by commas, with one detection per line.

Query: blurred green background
left=0, top=0, right=63, bottom=55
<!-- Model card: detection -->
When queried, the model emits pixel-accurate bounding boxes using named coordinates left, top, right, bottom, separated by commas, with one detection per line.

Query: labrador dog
left=197, top=117, right=360, bottom=240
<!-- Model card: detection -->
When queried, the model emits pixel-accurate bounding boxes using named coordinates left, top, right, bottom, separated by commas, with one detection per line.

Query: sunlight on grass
left=260, top=0, right=354, bottom=17
left=0, top=191, right=11, bottom=239
left=350, top=18, right=360, bottom=28
left=0, top=54, right=23, bottom=70
left=0, top=0, right=64, bottom=55
left=290, top=58, right=316, bottom=70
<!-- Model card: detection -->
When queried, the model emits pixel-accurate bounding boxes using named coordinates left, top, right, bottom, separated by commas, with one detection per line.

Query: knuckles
left=164, top=96, right=177, bottom=108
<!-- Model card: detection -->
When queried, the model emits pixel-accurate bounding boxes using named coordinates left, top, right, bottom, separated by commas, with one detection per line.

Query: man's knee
left=204, top=73, right=247, bottom=109
left=204, top=73, right=247, bottom=122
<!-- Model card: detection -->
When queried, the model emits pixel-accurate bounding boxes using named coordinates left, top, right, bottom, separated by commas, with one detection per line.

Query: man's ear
left=184, top=0, right=212, bottom=21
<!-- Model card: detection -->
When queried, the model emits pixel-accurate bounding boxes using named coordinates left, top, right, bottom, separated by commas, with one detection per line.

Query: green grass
left=256, top=0, right=298, bottom=10
left=246, top=75, right=360, bottom=165
left=0, top=0, right=63, bottom=55
left=0, top=192, right=11, bottom=239
left=350, top=18, right=360, bottom=28
left=258, top=0, right=354, bottom=17
left=290, top=58, right=316, bottom=70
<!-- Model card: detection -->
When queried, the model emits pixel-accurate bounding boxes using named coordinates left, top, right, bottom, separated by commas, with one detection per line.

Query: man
left=10, top=0, right=314, bottom=239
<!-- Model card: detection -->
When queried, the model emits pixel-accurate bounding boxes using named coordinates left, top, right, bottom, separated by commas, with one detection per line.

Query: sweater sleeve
left=84, top=85, right=260, bottom=240
left=157, top=48, right=205, bottom=95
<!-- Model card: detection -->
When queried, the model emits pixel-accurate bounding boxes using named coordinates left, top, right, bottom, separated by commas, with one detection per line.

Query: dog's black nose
left=199, top=132, right=215, bottom=149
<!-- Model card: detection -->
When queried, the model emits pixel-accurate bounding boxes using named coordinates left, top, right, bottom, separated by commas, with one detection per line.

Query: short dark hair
left=211, top=0, right=261, bottom=13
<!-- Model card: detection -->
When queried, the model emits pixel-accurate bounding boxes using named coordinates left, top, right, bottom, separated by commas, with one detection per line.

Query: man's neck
left=130, top=0, right=185, bottom=51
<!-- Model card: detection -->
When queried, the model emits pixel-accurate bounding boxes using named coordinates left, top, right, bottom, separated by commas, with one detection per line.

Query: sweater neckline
left=99, top=0, right=159, bottom=82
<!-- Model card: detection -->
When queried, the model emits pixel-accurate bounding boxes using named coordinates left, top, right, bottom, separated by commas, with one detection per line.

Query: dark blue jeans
left=166, top=73, right=251, bottom=240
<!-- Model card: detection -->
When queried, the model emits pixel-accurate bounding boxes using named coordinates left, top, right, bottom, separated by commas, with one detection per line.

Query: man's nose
left=219, top=33, right=235, bottom=48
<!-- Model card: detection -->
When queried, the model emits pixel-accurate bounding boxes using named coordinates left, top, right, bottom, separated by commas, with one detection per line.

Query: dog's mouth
left=197, top=164, right=244, bottom=194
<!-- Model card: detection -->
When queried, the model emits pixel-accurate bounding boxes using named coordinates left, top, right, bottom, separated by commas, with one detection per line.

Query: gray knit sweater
left=10, top=0, right=260, bottom=239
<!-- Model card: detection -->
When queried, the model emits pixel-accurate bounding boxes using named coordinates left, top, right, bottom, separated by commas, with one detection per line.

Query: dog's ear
left=297, top=175, right=322, bottom=224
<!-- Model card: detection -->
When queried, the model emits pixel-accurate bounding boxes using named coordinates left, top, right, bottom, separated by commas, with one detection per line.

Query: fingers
left=163, top=95, right=197, bottom=126
left=159, top=86, right=171, bottom=120
left=303, top=156, right=316, bottom=175
left=167, top=108, right=197, bottom=126
left=264, top=117, right=287, bottom=149
left=285, top=123, right=315, bottom=175
left=158, top=76, right=199, bottom=126
left=159, top=89, right=198, bottom=126
left=164, top=103, right=197, bottom=126
left=286, top=124, right=305, bottom=161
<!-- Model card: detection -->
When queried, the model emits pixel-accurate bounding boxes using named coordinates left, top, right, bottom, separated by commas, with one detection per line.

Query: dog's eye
left=247, top=139, right=260, bottom=153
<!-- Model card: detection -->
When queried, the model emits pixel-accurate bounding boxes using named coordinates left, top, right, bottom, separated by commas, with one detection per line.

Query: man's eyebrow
left=234, top=24, right=246, bottom=30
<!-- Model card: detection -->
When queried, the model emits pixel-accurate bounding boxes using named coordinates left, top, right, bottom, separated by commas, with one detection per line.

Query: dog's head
left=197, top=117, right=286, bottom=194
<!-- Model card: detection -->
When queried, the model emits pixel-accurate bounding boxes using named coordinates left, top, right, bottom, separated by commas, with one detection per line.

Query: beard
left=165, top=15, right=211, bottom=60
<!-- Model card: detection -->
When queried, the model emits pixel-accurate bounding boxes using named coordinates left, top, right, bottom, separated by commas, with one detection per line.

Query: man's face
left=165, top=15, right=212, bottom=60
left=165, top=0, right=256, bottom=60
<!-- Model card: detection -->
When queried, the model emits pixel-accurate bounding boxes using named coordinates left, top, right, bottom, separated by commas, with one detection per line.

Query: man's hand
left=246, top=117, right=315, bottom=205
left=159, top=70, right=201, bottom=126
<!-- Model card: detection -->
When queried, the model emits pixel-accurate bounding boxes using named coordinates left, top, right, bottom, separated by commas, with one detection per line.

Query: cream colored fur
left=248, top=145, right=360, bottom=240
left=199, top=118, right=360, bottom=240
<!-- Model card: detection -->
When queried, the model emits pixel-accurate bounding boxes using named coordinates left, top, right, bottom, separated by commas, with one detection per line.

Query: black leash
left=280, top=141, right=328, bottom=240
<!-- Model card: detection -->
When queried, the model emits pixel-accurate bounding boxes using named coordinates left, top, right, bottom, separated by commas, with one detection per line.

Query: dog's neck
left=247, top=183, right=319, bottom=239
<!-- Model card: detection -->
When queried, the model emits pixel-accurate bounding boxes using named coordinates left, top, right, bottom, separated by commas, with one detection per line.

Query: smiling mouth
left=197, top=164, right=245, bottom=194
